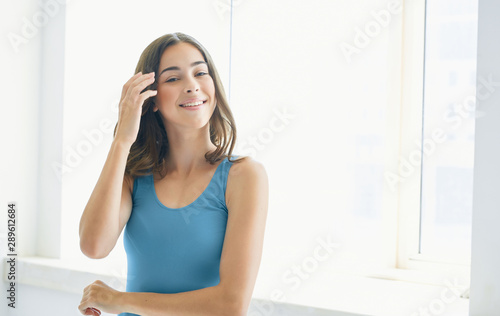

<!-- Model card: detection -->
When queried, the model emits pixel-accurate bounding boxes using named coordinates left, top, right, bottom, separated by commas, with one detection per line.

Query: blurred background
left=1, top=0, right=491, bottom=315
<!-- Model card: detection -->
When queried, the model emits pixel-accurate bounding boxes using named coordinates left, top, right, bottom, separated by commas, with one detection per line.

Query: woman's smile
left=179, top=98, right=208, bottom=110
left=153, top=42, right=216, bottom=126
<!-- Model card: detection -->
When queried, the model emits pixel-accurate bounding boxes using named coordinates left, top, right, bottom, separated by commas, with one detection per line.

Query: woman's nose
left=184, top=77, right=200, bottom=93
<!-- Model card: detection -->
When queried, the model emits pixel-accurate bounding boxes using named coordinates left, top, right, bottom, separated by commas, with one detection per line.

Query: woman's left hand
left=79, top=280, right=124, bottom=315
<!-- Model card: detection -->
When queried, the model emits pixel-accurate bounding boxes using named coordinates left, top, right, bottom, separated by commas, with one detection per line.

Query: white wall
left=36, top=0, right=66, bottom=259
left=1, top=0, right=42, bottom=256
left=1, top=0, right=43, bottom=314
left=469, top=0, right=500, bottom=314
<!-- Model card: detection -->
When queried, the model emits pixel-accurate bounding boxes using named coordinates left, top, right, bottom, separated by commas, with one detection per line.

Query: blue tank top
left=118, top=157, right=236, bottom=316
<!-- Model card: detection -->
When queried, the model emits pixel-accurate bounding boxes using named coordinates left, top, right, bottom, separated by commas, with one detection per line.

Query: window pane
left=231, top=3, right=395, bottom=302
left=420, top=0, right=478, bottom=261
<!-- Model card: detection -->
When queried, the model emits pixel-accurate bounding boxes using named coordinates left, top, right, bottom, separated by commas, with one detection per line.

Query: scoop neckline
left=150, top=158, right=227, bottom=211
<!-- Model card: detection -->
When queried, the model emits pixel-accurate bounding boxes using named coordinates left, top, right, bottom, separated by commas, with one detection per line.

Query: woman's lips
left=180, top=100, right=206, bottom=110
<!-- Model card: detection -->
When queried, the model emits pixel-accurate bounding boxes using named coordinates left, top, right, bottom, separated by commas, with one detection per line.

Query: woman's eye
left=165, top=72, right=207, bottom=82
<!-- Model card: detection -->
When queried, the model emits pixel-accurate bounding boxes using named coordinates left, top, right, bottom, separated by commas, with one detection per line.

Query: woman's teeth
left=181, top=101, right=204, bottom=107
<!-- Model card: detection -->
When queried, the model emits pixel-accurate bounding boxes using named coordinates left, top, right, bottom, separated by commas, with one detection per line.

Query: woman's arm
left=79, top=158, right=269, bottom=316
left=79, top=72, right=156, bottom=259
left=79, top=139, right=132, bottom=259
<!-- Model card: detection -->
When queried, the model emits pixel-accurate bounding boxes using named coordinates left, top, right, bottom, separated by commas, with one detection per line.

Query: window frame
left=395, top=0, right=472, bottom=282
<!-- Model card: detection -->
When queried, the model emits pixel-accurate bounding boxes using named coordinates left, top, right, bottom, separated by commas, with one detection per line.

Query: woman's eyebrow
left=159, top=61, right=207, bottom=77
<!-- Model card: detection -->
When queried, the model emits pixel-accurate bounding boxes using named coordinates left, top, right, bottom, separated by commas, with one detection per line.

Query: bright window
left=419, top=0, right=478, bottom=264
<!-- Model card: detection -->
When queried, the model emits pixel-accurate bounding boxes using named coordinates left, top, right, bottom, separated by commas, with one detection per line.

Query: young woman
left=78, top=32, right=268, bottom=316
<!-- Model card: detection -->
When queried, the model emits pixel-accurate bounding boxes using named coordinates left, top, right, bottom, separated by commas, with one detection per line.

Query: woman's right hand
left=114, top=71, right=157, bottom=146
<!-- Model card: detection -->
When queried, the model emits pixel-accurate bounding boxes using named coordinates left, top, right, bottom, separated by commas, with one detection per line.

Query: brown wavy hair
left=113, top=32, right=246, bottom=180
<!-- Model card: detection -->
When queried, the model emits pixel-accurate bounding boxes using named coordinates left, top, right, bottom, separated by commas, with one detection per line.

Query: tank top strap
left=202, top=155, right=238, bottom=211
left=218, top=155, right=238, bottom=196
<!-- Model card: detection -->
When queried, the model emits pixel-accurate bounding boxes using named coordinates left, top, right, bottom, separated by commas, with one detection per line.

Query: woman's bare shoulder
left=228, top=156, right=265, bottom=175
left=227, top=156, right=267, bottom=192
left=225, top=156, right=268, bottom=211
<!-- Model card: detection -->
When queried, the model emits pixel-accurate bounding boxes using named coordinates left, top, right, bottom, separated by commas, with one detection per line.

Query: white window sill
left=251, top=264, right=470, bottom=316
left=3, top=255, right=126, bottom=295
left=3, top=256, right=469, bottom=316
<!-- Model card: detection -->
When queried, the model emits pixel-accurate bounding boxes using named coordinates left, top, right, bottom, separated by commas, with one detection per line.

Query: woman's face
left=153, top=42, right=216, bottom=129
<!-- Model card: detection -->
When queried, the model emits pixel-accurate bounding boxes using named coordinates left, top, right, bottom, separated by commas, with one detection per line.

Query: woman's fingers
left=120, top=71, right=155, bottom=103
left=120, top=71, right=143, bottom=100
left=127, top=72, right=156, bottom=103
left=114, top=71, right=157, bottom=146
left=79, top=281, right=121, bottom=315
left=138, top=89, right=158, bottom=107
left=79, top=298, right=102, bottom=315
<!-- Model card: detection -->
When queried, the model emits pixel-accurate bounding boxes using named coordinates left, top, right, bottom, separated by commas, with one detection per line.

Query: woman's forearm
left=118, top=285, right=245, bottom=316
left=79, top=139, right=131, bottom=258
